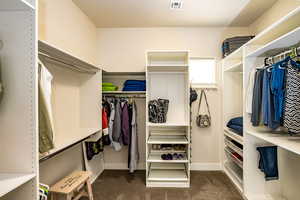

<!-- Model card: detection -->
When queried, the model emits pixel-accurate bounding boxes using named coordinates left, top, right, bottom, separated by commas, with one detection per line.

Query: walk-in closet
left=1, top=0, right=300, bottom=200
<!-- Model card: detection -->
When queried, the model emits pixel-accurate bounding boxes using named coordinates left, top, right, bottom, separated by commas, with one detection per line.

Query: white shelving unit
left=222, top=46, right=244, bottom=193
left=0, top=0, right=38, bottom=199
left=146, top=51, right=190, bottom=188
left=222, top=5, right=300, bottom=200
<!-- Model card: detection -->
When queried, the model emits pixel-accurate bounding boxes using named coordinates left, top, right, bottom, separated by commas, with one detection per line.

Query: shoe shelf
left=147, top=153, right=188, bottom=163
left=147, top=135, right=189, bottom=144
left=225, top=147, right=243, bottom=169
left=224, top=128, right=243, bottom=145
left=148, top=169, right=188, bottom=182
left=225, top=137, right=243, bottom=157
left=224, top=161, right=243, bottom=193
left=150, top=163, right=186, bottom=170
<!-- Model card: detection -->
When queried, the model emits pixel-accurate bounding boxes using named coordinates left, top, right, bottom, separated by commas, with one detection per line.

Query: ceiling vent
left=170, top=0, right=183, bottom=10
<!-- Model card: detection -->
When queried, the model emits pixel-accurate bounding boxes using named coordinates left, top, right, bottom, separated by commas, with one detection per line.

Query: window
left=189, top=58, right=216, bottom=87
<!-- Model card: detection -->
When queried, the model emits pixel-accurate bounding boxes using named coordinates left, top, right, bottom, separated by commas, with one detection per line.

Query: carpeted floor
left=86, top=170, right=243, bottom=200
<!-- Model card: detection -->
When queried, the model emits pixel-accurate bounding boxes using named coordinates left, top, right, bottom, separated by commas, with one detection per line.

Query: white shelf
left=247, top=27, right=300, bottom=57
left=0, top=173, right=36, bottom=197
left=225, top=148, right=243, bottom=169
left=150, top=163, right=186, bottom=170
left=247, top=130, right=300, bottom=156
left=148, top=135, right=189, bottom=144
left=147, top=153, right=188, bottom=163
left=224, top=62, right=243, bottom=72
left=247, top=7, right=300, bottom=47
left=225, top=138, right=243, bottom=157
left=151, top=149, right=186, bottom=154
left=102, top=91, right=146, bottom=94
left=38, top=40, right=101, bottom=74
left=147, top=122, right=189, bottom=127
left=223, top=46, right=244, bottom=61
left=224, top=162, right=243, bottom=193
left=148, top=169, right=188, bottom=182
left=224, top=128, right=243, bottom=145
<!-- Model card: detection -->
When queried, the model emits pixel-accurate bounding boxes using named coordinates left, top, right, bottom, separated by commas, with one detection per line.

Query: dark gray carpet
left=85, top=170, right=243, bottom=200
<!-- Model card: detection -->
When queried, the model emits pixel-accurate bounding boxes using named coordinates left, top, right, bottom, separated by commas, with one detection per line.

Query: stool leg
left=66, top=194, right=72, bottom=200
left=86, top=178, right=94, bottom=200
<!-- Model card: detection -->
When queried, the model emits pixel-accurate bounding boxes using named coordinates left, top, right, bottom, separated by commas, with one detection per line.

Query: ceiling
left=73, top=0, right=278, bottom=28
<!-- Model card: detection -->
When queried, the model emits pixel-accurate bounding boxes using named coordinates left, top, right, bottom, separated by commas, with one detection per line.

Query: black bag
left=196, top=90, right=211, bottom=128
left=190, top=88, right=198, bottom=105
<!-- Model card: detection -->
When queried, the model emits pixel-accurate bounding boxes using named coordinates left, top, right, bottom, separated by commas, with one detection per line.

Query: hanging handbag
left=196, top=90, right=211, bottom=128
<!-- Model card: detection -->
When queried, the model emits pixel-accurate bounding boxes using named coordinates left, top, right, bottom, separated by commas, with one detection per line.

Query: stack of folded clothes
left=123, top=80, right=146, bottom=91
left=226, top=117, right=243, bottom=136
left=102, top=83, right=118, bottom=91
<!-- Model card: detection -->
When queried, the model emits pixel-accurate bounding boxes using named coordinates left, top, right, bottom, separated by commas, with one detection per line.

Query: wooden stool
left=50, top=171, right=94, bottom=200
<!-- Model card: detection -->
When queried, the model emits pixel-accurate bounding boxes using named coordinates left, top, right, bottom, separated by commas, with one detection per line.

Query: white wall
left=96, top=27, right=250, bottom=169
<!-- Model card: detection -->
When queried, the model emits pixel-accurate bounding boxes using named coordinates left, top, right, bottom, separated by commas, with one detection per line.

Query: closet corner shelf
left=150, top=163, right=186, bottom=170
left=147, top=153, right=188, bottom=163
left=147, top=135, right=189, bottom=144
left=223, top=46, right=243, bottom=61
left=224, top=162, right=243, bottom=192
left=148, top=169, right=188, bottom=182
left=38, top=40, right=101, bottom=74
left=224, top=62, right=243, bottom=72
left=0, top=173, right=36, bottom=197
left=247, top=130, right=300, bottom=156
left=224, top=128, right=243, bottom=145
left=147, top=122, right=189, bottom=127
left=246, top=27, right=300, bottom=58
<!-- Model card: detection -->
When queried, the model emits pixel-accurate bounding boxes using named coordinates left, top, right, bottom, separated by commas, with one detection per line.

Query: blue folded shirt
left=227, top=117, right=243, bottom=135
left=124, top=80, right=146, bottom=86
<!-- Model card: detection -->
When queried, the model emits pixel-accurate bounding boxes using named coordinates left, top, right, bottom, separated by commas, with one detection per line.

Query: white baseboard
left=191, top=162, right=222, bottom=171
left=104, top=162, right=146, bottom=170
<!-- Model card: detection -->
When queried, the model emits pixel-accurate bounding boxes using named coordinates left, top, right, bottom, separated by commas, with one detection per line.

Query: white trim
left=104, top=163, right=146, bottom=170
left=191, top=162, right=222, bottom=171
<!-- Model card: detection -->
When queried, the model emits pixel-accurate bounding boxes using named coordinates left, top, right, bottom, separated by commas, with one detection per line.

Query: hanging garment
left=0, top=59, right=4, bottom=104
left=38, top=62, right=55, bottom=153
left=129, top=101, right=139, bottom=173
left=102, top=108, right=110, bottom=145
left=262, top=69, right=280, bottom=130
left=246, top=68, right=256, bottom=114
left=121, top=101, right=130, bottom=145
left=251, top=69, right=264, bottom=126
left=283, top=59, right=300, bottom=134
left=127, top=102, right=133, bottom=168
left=271, top=57, right=288, bottom=123
left=85, top=138, right=104, bottom=160
left=257, top=146, right=278, bottom=181
left=108, top=100, right=122, bottom=151
left=112, top=99, right=122, bottom=142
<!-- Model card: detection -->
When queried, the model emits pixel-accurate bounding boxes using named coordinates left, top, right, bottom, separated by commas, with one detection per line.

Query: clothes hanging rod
left=103, top=94, right=146, bottom=98
left=267, top=46, right=300, bottom=64
left=39, top=135, right=91, bottom=163
left=38, top=52, right=97, bottom=75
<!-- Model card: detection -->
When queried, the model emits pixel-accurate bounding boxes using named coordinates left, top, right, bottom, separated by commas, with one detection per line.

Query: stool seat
left=50, top=171, right=94, bottom=200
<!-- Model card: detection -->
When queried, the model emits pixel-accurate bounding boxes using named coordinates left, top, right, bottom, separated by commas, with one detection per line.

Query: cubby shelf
left=147, top=153, right=188, bottom=163
left=147, top=136, right=189, bottom=144
left=148, top=169, right=188, bottom=182
left=150, top=163, right=186, bottom=170
left=0, top=173, right=36, bottom=197
left=102, top=91, right=146, bottom=94
left=147, top=122, right=189, bottom=127
left=224, top=128, right=243, bottom=145
left=224, top=62, right=243, bottom=72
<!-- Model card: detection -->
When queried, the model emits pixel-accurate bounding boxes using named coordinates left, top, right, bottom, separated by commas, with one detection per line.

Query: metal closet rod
left=267, top=46, right=300, bottom=64
left=39, top=135, right=91, bottom=163
left=38, top=52, right=97, bottom=75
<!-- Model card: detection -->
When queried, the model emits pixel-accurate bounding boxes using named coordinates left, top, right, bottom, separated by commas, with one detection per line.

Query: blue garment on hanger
left=262, top=69, right=280, bottom=129
left=271, top=57, right=289, bottom=123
